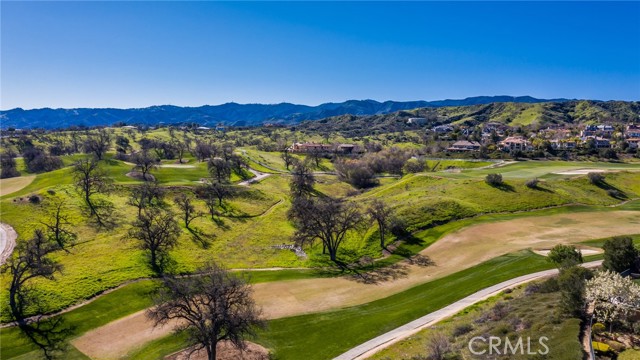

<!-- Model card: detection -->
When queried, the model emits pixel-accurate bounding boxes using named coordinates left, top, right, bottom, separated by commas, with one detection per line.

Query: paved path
left=0, top=223, right=17, bottom=265
left=333, top=260, right=603, bottom=360
left=239, top=168, right=271, bottom=186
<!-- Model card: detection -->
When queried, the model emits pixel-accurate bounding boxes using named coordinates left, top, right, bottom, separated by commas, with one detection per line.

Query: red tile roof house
left=288, top=142, right=360, bottom=154
left=289, top=142, right=333, bottom=153
left=447, top=140, right=482, bottom=152
left=499, top=137, right=532, bottom=151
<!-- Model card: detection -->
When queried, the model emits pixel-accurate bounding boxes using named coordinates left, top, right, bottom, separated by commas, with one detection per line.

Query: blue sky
left=2, top=1, right=639, bottom=109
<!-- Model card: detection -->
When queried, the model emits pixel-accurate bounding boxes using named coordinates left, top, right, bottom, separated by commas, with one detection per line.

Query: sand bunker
left=533, top=247, right=603, bottom=257
left=554, top=168, right=609, bottom=175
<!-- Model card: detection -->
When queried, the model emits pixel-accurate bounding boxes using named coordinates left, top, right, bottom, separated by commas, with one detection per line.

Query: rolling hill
left=0, top=96, right=568, bottom=129
left=298, top=100, right=640, bottom=135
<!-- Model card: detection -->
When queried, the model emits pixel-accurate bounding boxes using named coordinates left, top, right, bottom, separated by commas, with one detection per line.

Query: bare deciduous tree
left=131, top=150, right=159, bottom=181
left=174, top=193, right=203, bottom=229
left=288, top=196, right=364, bottom=264
left=128, top=208, right=181, bottom=273
left=40, top=200, right=77, bottom=251
left=289, top=161, right=315, bottom=199
left=1, top=229, right=69, bottom=359
left=127, top=180, right=165, bottom=216
left=367, top=199, right=392, bottom=249
left=147, top=263, right=264, bottom=360
left=172, top=139, right=189, bottom=164
left=72, top=158, right=113, bottom=226
left=208, top=157, right=231, bottom=183
left=83, top=128, right=112, bottom=160
left=281, top=148, right=293, bottom=170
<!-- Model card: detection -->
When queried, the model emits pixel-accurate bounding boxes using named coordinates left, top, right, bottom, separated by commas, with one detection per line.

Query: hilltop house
left=432, top=125, right=454, bottom=133
left=288, top=142, right=361, bottom=154
left=500, top=137, right=532, bottom=152
left=289, top=142, right=332, bottom=153
left=597, top=124, right=615, bottom=134
left=580, top=125, right=598, bottom=137
left=582, top=136, right=611, bottom=148
left=626, top=124, right=640, bottom=138
left=550, top=140, right=577, bottom=150
left=627, top=138, right=640, bottom=149
left=407, top=117, right=427, bottom=126
left=447, top=140, right=481, bottom=152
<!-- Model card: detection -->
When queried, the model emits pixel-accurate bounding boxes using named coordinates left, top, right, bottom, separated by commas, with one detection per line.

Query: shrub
left=485, top=173, right=503, bottom=186
left=334, top=159, right=378, bottom=188
left=538, top=278, right=560, bottom=293
left=525, top=178, right=539, bottom=189
left=592, top=322, right=605, bottom=334
left=389, top=216, right=409, bottom=236
left=603, top=236, right=639, bottom=272
left=588, top=172, right=604, bottom=185
left=28, top=195, right=41, bottom=204
left=548, top=244, right=583, bottom=269
left=453, top=324, right=473, bottom=337
left=403, top=158, right=426, bottom=174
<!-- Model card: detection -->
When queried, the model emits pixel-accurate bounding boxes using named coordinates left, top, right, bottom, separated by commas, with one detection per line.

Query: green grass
left=437, top=160, right=640, bottom=180
left=0, top=280, right=156, bottom=359
left=0, top=175, right=310, bottom=321
left=3, top=167, right=640, bottom=323
left=127, top=250, right=554, bottom=360
left=580, top=234, right=640, bottom=249
left=3, top=159, right=640, bottom=355
left=620, top=349, right=640, bottom=360
left=361, top=170, right=640, bottom=232
left=0, top=268, right=325, bottom=359
left=424, top=159, right=493, bottom=171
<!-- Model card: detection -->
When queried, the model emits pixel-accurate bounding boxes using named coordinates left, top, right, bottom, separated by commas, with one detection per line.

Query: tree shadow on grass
left=490, top=182, right=516, bottom=192
left=593, top=181, right=628, bottom=200
left=211, top=216, right=231, bottom=230
left=529, top=184, right=554, bottom=193
left=348, top=262, right=410, bottom=284
left=188, top=227, right=215, bottom=249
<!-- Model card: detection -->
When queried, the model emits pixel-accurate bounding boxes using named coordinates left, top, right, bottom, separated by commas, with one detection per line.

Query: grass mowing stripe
left=259, top=251, right=551, bottom=360
left=126, top=251, right=552, bottom=360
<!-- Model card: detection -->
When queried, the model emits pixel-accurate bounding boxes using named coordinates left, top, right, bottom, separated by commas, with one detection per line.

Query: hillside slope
left=299, top=100, right=640, bottom=135
left=0, top=96, right=568, bottom=129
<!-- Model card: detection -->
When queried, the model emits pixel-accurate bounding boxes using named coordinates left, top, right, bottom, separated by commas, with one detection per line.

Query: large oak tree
left=147, top=263, right=264, bottom=360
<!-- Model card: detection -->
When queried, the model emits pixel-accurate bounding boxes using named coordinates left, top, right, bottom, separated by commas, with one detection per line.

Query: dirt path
left=336, top=261, right=604, bottom=360
left=72, top=210, right=640, bottom=359
left=0, top=223, right=17, bottom=265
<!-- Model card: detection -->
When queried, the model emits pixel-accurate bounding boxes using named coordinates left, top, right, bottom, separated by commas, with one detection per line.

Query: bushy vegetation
left=372, top=280, right=586, bottom=360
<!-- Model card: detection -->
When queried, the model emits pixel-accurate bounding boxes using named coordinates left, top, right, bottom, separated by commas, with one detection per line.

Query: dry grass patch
left=0, top=175, right=36, bottom=196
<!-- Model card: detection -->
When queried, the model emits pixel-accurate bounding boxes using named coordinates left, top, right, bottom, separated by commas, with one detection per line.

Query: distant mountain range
left=0, top=96, right=572, bottom=129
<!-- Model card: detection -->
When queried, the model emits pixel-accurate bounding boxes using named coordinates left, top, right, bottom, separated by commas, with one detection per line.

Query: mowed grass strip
left=126, top=251, right=552, bottom=360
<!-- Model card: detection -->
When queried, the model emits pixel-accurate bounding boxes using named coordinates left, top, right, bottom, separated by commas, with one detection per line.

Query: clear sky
left=1, top=1, right=639, bottom=110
